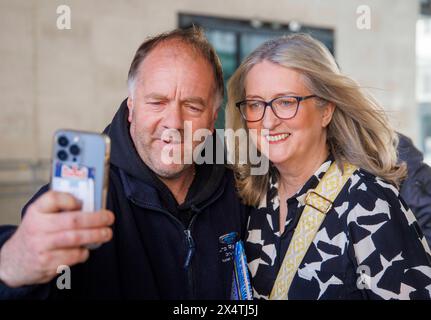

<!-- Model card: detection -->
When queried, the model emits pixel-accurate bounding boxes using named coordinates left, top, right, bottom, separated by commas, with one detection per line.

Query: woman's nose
left=261, top=106, right=280, bottom=129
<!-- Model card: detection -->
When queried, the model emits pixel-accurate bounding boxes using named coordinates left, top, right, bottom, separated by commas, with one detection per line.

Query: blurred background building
left=0, top=0, right=430, bottom=224
left=418, top=2, right=431, bottom=164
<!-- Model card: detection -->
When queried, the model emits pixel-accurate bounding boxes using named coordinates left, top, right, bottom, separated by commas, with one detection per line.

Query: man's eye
left=186, top=105, right=203, bottom=112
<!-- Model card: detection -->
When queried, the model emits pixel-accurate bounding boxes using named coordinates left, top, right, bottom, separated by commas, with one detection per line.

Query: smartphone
left=50, top=129, right=111, bottom=234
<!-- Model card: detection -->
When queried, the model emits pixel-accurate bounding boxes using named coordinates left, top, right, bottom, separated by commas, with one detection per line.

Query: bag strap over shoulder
left=269, top=161, right=358, bottom=300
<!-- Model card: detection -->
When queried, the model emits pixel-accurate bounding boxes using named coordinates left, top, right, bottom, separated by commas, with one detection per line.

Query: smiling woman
left=225, top=33, right=431, bottom=300
left=226, top=34, right=405, bottom=207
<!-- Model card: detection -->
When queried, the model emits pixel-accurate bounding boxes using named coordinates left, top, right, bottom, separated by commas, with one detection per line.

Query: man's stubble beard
left=132, top=128, right=192, bottom=180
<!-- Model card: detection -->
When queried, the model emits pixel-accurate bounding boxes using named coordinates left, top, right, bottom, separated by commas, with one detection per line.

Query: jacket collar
left=267, top=155, right=334, bottom=209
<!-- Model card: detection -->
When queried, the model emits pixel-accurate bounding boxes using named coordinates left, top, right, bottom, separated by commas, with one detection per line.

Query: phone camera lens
left=69, top=144, right=80, bottom=156
left=57, top=150, right=68, bottom=161
left=58, top=136, right=69, bottom=147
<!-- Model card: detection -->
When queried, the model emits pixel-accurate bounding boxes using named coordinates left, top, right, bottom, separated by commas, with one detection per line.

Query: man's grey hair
left=127, top=26, right=224, bottom=109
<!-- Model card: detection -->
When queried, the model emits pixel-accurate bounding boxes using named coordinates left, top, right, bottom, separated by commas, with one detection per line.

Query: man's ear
left=213, top=107, right=219, bottom=122
left=214, top=109, right=219, bottom=122
left=205, top=103, right=219, bottom=134
left=127, top=97, right=134, bottom=123
left=321, top=102, right=336, bottom=128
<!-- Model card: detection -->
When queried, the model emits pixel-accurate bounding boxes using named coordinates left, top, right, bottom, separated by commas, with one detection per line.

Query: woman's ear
left=321, top=102, right=336, bottom=128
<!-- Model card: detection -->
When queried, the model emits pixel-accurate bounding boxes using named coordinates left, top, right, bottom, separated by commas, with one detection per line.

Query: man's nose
left=161, top=102, right=184, bottom=130
left=261, top=106, right=280, bottom=129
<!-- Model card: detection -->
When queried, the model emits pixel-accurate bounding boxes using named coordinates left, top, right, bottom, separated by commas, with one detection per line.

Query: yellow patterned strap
left=269, top=162, right=358, bottom=300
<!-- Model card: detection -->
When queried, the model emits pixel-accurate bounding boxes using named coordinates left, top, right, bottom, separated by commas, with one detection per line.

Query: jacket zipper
left=129, top=184, right=225, bottom=299
left=183, top=229, right=195, bottom=269
left=183, top=214, right=198, bottom=298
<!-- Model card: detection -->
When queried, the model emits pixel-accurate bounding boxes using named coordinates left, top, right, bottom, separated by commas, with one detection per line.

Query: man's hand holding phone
left=0, top=191, right=114, bottom=288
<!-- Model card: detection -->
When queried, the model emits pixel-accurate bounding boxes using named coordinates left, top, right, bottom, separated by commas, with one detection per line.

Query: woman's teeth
left=265, top=133, right=290, bottom=142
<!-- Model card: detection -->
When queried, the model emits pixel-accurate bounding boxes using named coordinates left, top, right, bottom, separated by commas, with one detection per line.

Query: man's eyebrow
left=144, top=93, right=169, bottom=100
left=181, top=96, right=207, bottom=106
left=143, top=94, right=207, bottom=106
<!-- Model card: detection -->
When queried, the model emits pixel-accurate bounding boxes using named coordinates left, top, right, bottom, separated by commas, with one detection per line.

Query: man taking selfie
left=0, top=26, right=249, bottom=299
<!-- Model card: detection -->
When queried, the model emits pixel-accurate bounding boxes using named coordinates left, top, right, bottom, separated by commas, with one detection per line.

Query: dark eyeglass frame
left=235, top=94, right=318, bottom=122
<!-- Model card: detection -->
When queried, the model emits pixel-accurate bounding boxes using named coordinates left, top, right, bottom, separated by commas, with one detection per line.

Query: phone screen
left=52, top=163, right=96, bottom=211
left=51, top=130, right=110, bottom=212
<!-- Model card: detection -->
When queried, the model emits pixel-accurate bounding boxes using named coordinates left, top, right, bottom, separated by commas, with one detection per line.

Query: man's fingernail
left=105, top=213, right=113, bottom=224
left=102, top=228, right=110, bottom=238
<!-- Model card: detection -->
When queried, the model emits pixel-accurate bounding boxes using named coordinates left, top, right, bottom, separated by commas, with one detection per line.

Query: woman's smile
left=264, top=132, right=291, bottom=144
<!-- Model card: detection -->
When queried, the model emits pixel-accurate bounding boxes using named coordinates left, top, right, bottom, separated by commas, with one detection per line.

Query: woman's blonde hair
left=226, top=33, right=406, bottom=206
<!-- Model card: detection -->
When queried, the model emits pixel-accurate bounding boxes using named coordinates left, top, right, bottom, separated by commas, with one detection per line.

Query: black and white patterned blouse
left=245, top=156, right=431, bottom=299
